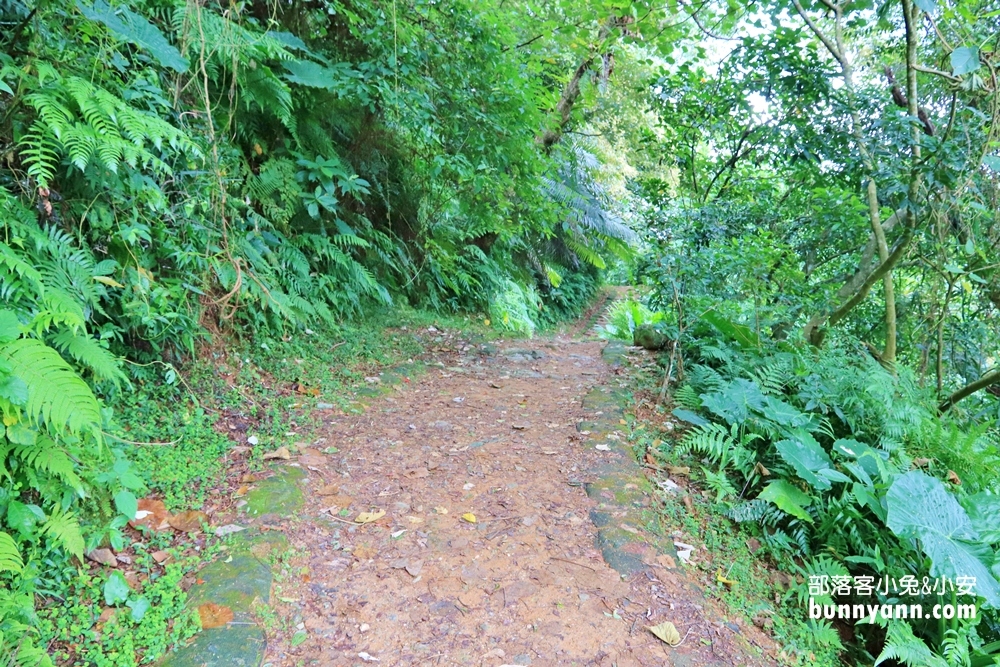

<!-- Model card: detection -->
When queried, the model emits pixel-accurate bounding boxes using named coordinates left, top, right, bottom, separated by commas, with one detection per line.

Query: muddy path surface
left=253, top=331, right=778, bottom=667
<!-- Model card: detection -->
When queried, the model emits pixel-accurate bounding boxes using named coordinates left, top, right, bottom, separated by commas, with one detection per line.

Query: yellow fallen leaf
left=406, top=516, right=423, bottom=524
left=461, top=513, right=477, bottom=523
left=434, top=507, right=448, bottom=515
left=94, top=276, right=125, bottom=288
left=716, top=568, right=737, bottom=587
left=354, top=509, right=386, bottom=524
left=619, top=419, right=627, bottom=425
left=262, top=446, right=291, bottom=460
left=647, top=621, right=682, bottom=646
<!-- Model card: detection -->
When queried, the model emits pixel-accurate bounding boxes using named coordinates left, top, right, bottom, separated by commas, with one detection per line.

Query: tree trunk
left=939, top=369, right=1000, bottom=413
left=536, top=55, right=596, bottom=150
left=867, top=179, right=897, bottom=363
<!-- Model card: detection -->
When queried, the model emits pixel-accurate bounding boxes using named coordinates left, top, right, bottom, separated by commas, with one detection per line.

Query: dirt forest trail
left=251, top=326, right=779, bottom=667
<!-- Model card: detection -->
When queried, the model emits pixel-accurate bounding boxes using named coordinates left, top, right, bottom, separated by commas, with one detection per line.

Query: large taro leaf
left=701, top=378, right=766, bottom=424
left=756, top=395, right=812, bottom=429
left=775, top=432, right=848, bottom=490
left=962, top=493, right=1000, bottom=545
left=886, top=471, right=1000, bottom=606
left=758, top=480, right=813, bottom=523
left=700, top=311, right=759, bottom=348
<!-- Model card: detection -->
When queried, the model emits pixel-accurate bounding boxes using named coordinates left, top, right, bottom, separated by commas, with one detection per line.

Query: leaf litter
left=249, top=334, right=779, bottom=666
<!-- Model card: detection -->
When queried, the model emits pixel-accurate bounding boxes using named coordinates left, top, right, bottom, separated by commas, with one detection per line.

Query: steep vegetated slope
left=602, top=0, right=1000, bottom=663
left=0, top=0, right=658, bottom=661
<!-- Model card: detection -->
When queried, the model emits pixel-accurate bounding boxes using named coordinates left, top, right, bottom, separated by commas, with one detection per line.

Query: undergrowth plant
left=664, top=324, right=1000, bottom=665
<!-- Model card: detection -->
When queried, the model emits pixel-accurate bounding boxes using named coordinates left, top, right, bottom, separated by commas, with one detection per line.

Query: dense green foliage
left=621, top=0, right=1000, bottom=663
left=0, top=0, right=998, bottom=660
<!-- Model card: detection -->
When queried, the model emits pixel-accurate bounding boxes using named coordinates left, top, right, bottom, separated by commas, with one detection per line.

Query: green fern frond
left=673, top=384, right=701, bottom=410
left=12, top=436, right=85, bottom=494
left=875, top=621, right=948, bottom=667
left=41, top=505, right=84, bottom=560
left=0, top=532, right=23, bottom=574
left=0, top=338, right=101, bottom=436
left=49, top=330, right=125, bottom=386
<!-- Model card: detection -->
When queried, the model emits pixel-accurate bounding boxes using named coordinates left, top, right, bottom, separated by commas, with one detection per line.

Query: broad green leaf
left=283, top=60, right=354, bottom=90
left=127, top=596, right=150, bottom=622
left=114, top=490, right=138, bottom=520
left=701, top=378, right=766, bottom=424
left=77, top=0, right=188, bottom=72
left=0, top=375, right=28, bottom=406
left=950, top=46, right=980, bottom=76
left=775, top=433, right=834, bottom=490
left=886, top=471, right=1000, bottom=606
left=700, top=311, right=759, bottom=348
left=757, top=395, right=810, bottom=428
left=832, top=438, right=883, bottom=476
left=0, top=310, right=21, bottom=344
left=671, top=408, right=708, bottom=427
left=962, top=493, right=1000, bottom=544
left=104, top=570, right=130, bottom=605
left=267, top=31, right=309, bottom=52
left=6, top=500, right=44, bottom=536
left=6, top=423, right=36, bottom=446
left=984, top=156, right=1000, bottom=171
left=852, top=482, right=886, bottom=522
left=758, top=480, right=813, bottom=523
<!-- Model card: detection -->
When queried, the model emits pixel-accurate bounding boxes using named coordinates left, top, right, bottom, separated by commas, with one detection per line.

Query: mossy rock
left=633, top=324, right=669, bottom=350
left=244, top=466, right=306, bottom=517
left=159, top=622, right=265, bottom=667
left=601, top=340, right=629, bottom=367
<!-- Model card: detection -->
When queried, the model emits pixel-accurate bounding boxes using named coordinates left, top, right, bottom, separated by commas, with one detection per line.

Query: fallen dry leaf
left=406, top=516, right=424, bottom=524
left=754, top=462, right=770, bottom=477
left=325, top=494, right=354, bottom=508
left=948, top=470, right=962, bottom=485
left=86, top=548, right=117, bottom=567
left=298, top=448, right=326, bottom=466
left=129, top=498, right=171, bottom=532
left=353, top=544, right=377, bottom=560
left=434, top=507, right=448, bottom=515
left=198, top=603, right=234, bottom=629
left=151, top=550, right=171, bottom=564
left=682, top=495, right=694, bottom=512
left=667, top=466, right=690, bottom=476
left=354, top=509, right=386, bottom=524
left=405, top=560, right=423, bottom=577
left=263, top=446, right=291, bottom=461
left=656, top=553, right=677, bottom=569
left=292, top=382, right=320, bottom=397
left=647, top=620, right=682, bottom=646
left=461, top=513, right=477, bottom=523
left=913, top=457, right=932, bottom=468
left=316, top=483, right=341, bottom=496
left=169, top=510, right=209, bottom=533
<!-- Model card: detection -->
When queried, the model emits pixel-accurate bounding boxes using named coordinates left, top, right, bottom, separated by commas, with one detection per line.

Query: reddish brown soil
left=262, top=333, right=779, bottom=666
